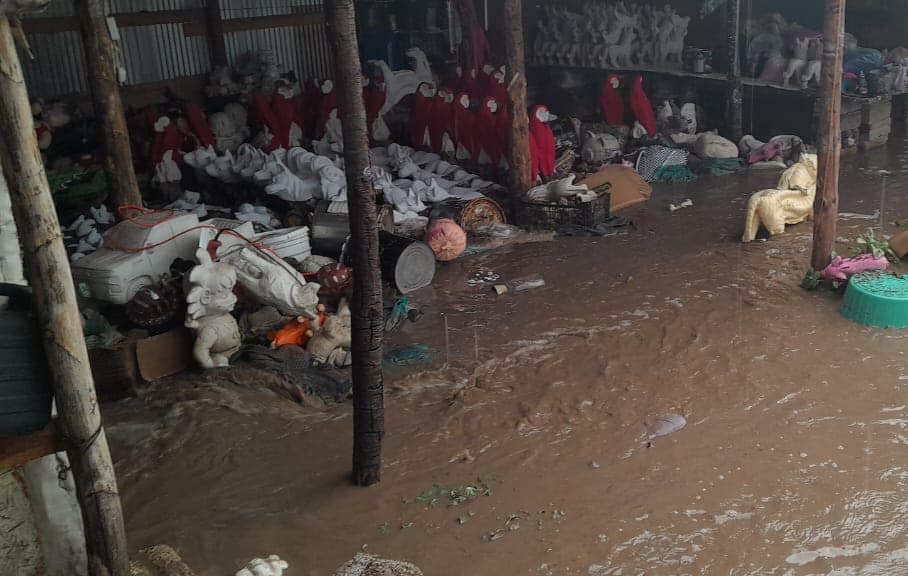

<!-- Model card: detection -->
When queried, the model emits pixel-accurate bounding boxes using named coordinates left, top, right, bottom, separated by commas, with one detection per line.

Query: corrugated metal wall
left=222, top=0, right=333, bottom=81
left=20, top=0, right=332, bottom=100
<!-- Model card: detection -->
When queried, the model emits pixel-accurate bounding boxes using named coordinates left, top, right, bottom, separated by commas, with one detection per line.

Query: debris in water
left=647, top=414, right=687, bottom=439
left=510, top=275, right=546, bottom=292
left=669, top=199, right=693, bottom=213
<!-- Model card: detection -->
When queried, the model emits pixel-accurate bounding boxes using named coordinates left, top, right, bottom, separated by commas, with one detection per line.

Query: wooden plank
left=22, top=9, right=204, bottom=35
left=183, top=11, right=324, bottom=37
left=205, top=0, right=227, bottom=67
left=0, top=426, right=62, bottom=471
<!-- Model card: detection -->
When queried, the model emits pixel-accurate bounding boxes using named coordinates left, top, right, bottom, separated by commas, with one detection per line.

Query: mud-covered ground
left=104, top=143, right=908, bottom=575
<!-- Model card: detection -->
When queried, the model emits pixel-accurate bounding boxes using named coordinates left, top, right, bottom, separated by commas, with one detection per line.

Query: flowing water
left=104, top=141, right=908, bottom=575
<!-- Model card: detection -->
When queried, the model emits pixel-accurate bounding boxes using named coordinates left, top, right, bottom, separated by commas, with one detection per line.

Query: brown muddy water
left=104, top=143, right=908, bottom=575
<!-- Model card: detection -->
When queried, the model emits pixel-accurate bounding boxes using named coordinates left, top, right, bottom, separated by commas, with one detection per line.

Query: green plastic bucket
left=841, top=272, right=908, bottom=328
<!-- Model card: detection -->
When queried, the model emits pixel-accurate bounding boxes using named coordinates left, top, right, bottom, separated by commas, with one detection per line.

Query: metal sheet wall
left=222, top=0, right=333, bottom=81
left=20, top=0, right=332, bottom=100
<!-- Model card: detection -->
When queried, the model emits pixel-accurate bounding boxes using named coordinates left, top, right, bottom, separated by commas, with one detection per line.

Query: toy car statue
left=71, top=212, right=202, bottom=304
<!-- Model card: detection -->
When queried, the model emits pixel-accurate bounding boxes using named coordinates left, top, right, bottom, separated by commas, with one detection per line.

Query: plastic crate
left=516, top=192, right=611, bottom=230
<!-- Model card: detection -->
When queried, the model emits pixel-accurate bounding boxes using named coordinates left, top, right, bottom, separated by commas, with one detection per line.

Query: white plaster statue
left=526, top=174, right=591, bottom=203
left=225, top=247, right=321, bottom=318
left=369, top=47, right=433, bottom=117
left=185, top=249, right=242, bottom=369
left=312, top=156, right=348, bottom=202
left=783, top=37, right=810, bottom=87
left=373, top=168, right=426, bottom=214
left=264, top=161, right=320, bottom=202
left=694, top=133, right=739, bottom=159
left=742, top=153, right=818, bottom=242
left=799, top=38, right=823, bottom=89
left=581, top=131, right=621, bottom=163
left=308, top=299, right=353, bottom=367
left=236, top=555, right=289, bottom=576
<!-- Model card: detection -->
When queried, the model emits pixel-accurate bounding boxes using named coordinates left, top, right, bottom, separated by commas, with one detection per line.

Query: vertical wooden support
left=811, top=0, right=846, bottom=270
left=726, top=0, right=743, bottom=142
left=504, top=0, right=533, bottom=193
left=74, top=0, right=142, bottom=210
left=324, top=0, right=384, bottom=487
left=0, top=16, right=129, bottom=576
left=206, top=0, right=228, bottom=68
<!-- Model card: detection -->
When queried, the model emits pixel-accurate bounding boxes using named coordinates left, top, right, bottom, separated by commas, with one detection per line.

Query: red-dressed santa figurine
left=410, top=82, right=436, bottom=150
left=301, top=77, right=322, bottom=139
left=428, top=87, right=455, bottom=155
left=600, top=74, right=625, bottom=126
left=476, top=96, right=503, bottom=167
left=315, top=79, right=337, bottom=140
left=629, top=75, right=656, bottom=136
left=453, top=92, right=477, bottom=162
left=528, top=105, right=557, bottom=180
left=363, top=75, right=388, bottom=143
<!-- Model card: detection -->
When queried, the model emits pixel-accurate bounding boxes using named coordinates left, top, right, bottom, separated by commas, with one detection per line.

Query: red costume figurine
left=428, top=87, right=455, bottom=155
left=629, top=75, right=656, bottom=136
left=529, top=105, right=557, bottom=179
left=453, top=92, right=477, bottom=161
left=301, top=77, right=322, bottom=139
left=182, top=102, right=215, bottom=149
left=600, top=74, right=625, bottom=126
left=410, top=82, right=436, bottom=150
left=477, top=96, right=503, bottom=166
left=362, top=76, right=387, bottom=143
left=316, top=79, right=337, bottom=140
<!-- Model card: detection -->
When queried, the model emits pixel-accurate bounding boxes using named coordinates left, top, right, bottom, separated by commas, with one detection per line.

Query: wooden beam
left=22, top=9, right=204, bottom=34
left=726, top=0, right=743, bottom=142
left=205, top=0, right=227, bottom=67
left=75, top=0, right=143, bottom=210
left=504, top=0, right=533, bottom=193
left=184, top=11, right=325, bottom=37
left=324, top=0, right=384, bottom=488
left=811, top=0, right=846, bottom=270
left=0, top=15, right=129, bottom=576
left=0, top=426, right=62, bottom=471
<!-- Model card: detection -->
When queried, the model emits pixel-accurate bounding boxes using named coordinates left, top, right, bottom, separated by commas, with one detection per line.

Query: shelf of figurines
left=529, top=62, right=728, bottom=83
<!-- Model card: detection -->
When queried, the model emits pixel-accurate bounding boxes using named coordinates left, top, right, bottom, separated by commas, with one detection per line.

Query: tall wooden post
left=0, top=16, right=129, bottom=576
left=504, top=0, right=533, bottom=192
left=811, top=0, right=846, bottom=270
left=74, top=0, right=142, bottom=209
left=205, top=0, right=228, bottom=68
left=324, top=0, right=384, bottom=487
left=726, top=0, right=743, bottom=142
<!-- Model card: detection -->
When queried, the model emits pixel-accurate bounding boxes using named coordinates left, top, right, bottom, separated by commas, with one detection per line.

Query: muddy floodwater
left=104, top=142, right=908, bottom=575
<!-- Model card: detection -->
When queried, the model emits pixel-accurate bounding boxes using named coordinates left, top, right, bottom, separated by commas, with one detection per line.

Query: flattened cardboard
left=136, top=327, right=194, bottom=382
left=578, top=165, right=652, bottom=212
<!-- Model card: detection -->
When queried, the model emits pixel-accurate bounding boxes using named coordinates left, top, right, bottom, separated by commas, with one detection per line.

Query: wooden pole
left=726, top=0, right=743, bottom=142
left=0, top=16, right=129, bottom=576
left=74, top=0, right=142, bottom=210
left=324, top=0, right=384, bottom=487
left=205, top=0, right=228, bottom=68
left=811, top=0, right=846, bottom=270
left=504, top=0, right=533, bottom=193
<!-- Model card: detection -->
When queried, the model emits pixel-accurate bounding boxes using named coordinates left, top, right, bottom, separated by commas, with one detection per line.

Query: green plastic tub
left=841, top=272, right=908, bottom=328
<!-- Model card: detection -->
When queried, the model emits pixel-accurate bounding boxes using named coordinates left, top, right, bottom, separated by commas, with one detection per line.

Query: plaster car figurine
left=71, top=212, right=202, bottom=304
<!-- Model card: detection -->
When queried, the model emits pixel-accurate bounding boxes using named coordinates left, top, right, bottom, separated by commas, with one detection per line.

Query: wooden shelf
left=0, top=424, right=62, bottom=471
left=529, top=63, right=727, bottom=82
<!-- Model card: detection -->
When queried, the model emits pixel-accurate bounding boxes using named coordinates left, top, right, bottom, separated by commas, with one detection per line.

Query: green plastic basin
left=841, top=271, right=908, bottom=328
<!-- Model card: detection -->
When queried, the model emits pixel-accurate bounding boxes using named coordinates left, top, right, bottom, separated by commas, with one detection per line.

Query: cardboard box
left=89, top=327, right=194, bottom=401
left=578, top=165, right=652, bottom=213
